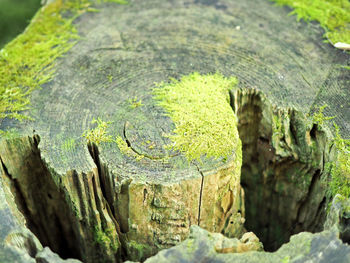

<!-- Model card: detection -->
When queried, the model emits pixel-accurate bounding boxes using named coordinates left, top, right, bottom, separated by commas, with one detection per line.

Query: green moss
left=0, top=0, right=126, bottom=124
left=129, top=97, right=144, bottom=109
left=94, top=226, right=118, bottom=252
left=0, top=128, right=21, bottom=140
left=115, top=135, right=147, bottom=161
left=308, top=106, right=349, bottom=198
left=102, top=0, right=129, bottom=4
left=153, top=72, right=240, bottom=162
left=312, top=105, right=335, bottom=126
left=328, top=123, right=350, bottom=197
left=272, top=114, right=283, bottom=135
left=186, top=239, right=196, bottom=253
left=83, top=118, right=113, bottom=145
left=127, top=240, right=153, bottom=262
left=340, top=65, right=350, bottom=70
left=116, top=135, right=133, bottom=156
left=333, top=194, right=350, bottom=213
left=107, top=75, right=113, bottom=82
left=0, top=0, right=88, bottom=122
left=60, top=138, right=77, bottom=152
left=272, top=0, right=350, bottom=44
left=281, top=256, right=290, bottom=263
left=83, top=117, right=144, bottom=159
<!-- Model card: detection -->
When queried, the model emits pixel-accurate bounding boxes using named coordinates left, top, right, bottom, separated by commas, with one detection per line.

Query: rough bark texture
left=232, top=88, right=334, bottom=250
left=0, top=137, right=122, bottom=262
left=324, top=194, right=350, bottom=244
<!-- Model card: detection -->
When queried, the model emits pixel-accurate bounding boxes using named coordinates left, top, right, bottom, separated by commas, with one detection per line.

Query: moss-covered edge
left=327, top=123, right=350, bottom=198
left=0, top=0, right=127, bottom=127
left=311, top=105, right=350, bottom=198
left=93, top=225, right=119, bottom=253
left=152, top=72, right=240, bottom=163
left=271, top=0, right=350, bottom=45
left=83, top=118, right=114, bottom=145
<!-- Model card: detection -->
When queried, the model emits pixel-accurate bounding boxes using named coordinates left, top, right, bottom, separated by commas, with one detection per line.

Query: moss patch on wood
left=311, top=105, right=350, bottom=198
left=128, top=97, right=144, bottom=109
left=312, top=104, right=335, bottom=126
left=115, top=135, right=135, bottom=157
left=93, top=226, right=119, bottom=253
left=328, top=123, right=350, bottom=197
left=0, top=128, right=21, bottom=140
left=0, top=0, right=87, bottom=122
left=0, top=0, right=125, bottom=123
left=83, top=118, right=113, bottom=145
left=272, top=0, right=350, bottom=44
left=153, top=72, right=240, bottom=163
left=102, top=0, right=128, bottom=4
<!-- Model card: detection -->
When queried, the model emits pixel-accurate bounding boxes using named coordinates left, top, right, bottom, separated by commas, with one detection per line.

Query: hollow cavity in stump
left=0, top=75, right=338, bottom=262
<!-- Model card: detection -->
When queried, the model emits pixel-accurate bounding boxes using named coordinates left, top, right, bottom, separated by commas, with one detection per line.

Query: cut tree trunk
left=0, top=0, right=349, bottom=263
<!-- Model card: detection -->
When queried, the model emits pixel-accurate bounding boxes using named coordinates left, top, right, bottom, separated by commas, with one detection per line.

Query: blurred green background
left=0, top=0, right=41, bottom=48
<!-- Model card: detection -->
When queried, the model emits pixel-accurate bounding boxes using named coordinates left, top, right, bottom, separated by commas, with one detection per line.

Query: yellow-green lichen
left=83, top=118, right=113, bottom=145
left=272, top=0, right=350, bottom=44
left=0, top=0, right=126, bottom=123
left=153, top=72, right=240, bottom=162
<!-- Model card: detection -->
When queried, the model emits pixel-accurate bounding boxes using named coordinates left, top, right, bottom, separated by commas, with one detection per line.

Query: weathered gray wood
left=0, top=0, right=349, bottom=262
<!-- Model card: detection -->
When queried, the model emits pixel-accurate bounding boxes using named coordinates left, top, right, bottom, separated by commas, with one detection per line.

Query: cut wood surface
left=0, top=0, right=349, bottom=262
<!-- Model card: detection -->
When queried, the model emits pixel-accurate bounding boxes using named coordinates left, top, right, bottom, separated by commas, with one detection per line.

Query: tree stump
left=0, top=0, right=349, bottom=262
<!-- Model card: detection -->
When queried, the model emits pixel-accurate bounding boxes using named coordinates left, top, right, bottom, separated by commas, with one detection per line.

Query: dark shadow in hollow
left=231, top=88, right=332, bottom=251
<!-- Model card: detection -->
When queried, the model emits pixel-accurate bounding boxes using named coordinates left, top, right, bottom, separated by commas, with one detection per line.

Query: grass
left=153, top=72, right=240, bottom=163
left=0, top=0, right=127, bottom=124
left=271, top=0, right=350, bottom=44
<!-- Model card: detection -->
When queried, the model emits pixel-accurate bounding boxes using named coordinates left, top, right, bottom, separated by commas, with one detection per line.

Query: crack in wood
left=0, top=156, right=34, bottom=231
left=86, top=142, right=127, bottom=260
left=195, top=165, right=204, bottom=226
left=295, top=169, right=322, bottom=225
left=123, top=121, right=178, bottom=160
